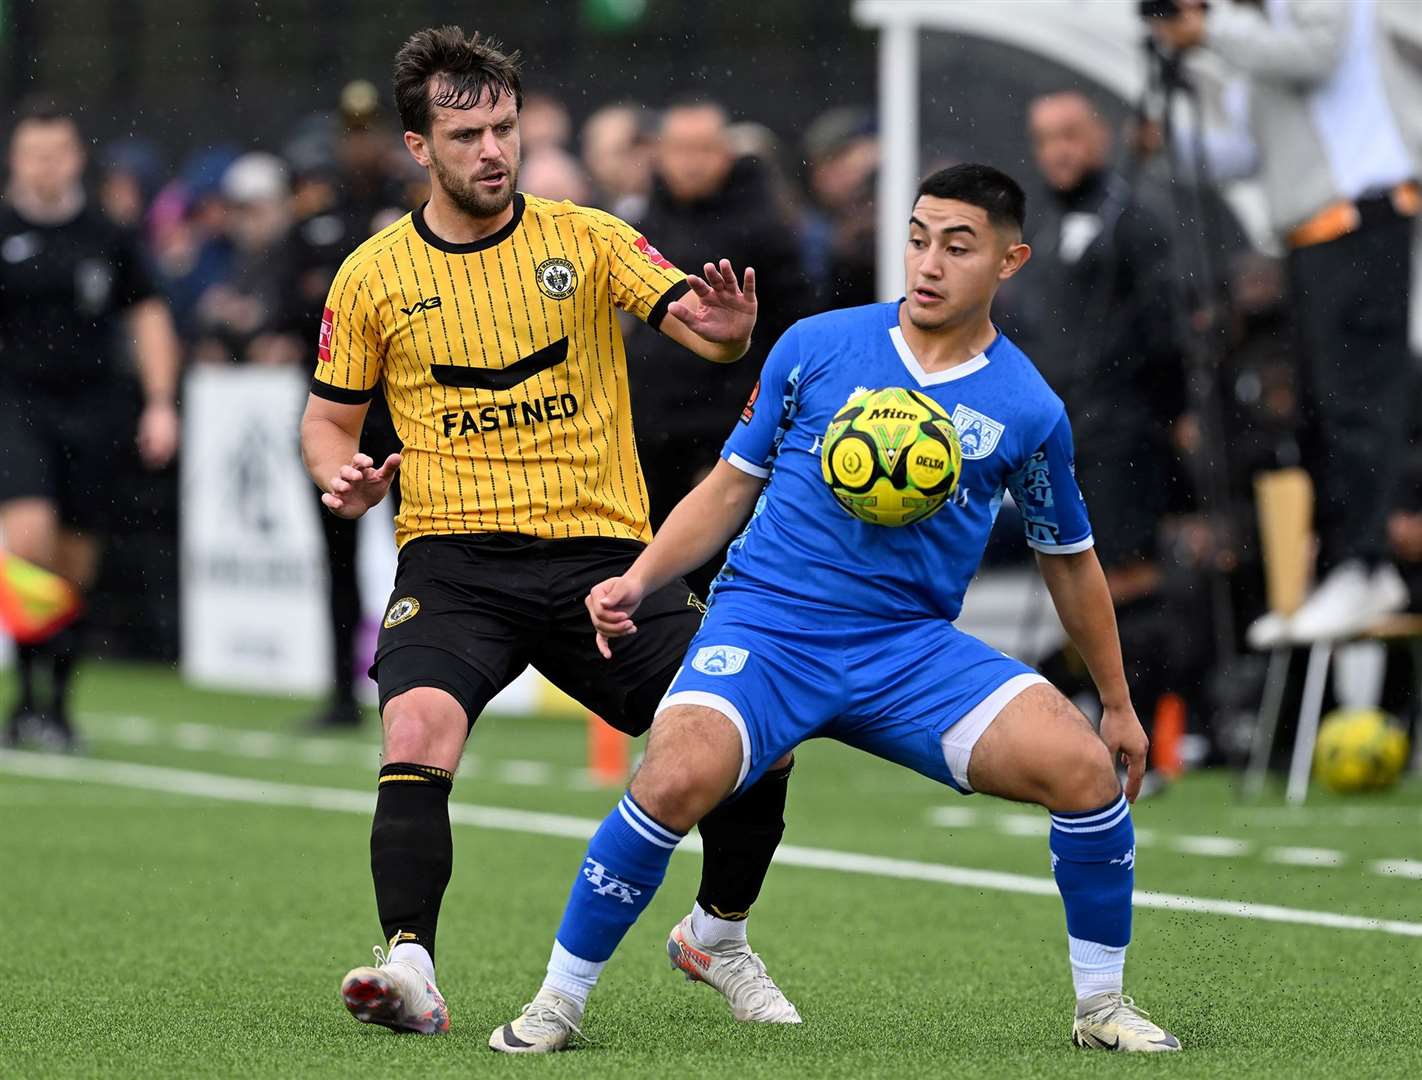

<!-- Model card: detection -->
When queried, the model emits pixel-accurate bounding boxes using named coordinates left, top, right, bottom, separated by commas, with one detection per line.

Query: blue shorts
left=656, top=596, right=1046, bottom=794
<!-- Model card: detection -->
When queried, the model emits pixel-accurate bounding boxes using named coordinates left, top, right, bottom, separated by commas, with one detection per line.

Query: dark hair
left=916, top=163, right=1026, bottom=234
left=12, top=95, right=76, bottom=129
left=393, top=26, right=523, bottom=135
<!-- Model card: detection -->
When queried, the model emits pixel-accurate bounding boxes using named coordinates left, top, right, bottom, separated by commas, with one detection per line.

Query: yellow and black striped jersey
left=311, top=192, right=687, bottom=547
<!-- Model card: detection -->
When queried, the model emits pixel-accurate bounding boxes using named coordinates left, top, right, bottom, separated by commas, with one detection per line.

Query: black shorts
left=371, top=534, right=705, bottom=735
left=0, top=384, right=127, bottom=533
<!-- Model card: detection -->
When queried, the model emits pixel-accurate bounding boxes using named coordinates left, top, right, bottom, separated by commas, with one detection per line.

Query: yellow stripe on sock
left=379, top=773, right=432, bottom=785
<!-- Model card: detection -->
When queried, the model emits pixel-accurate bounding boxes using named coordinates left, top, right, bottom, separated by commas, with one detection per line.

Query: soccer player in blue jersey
left=490, top=164, right=1180, bottom=1054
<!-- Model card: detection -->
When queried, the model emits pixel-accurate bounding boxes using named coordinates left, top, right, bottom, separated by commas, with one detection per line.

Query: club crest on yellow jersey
left=536, top=257, right=578, bottom=300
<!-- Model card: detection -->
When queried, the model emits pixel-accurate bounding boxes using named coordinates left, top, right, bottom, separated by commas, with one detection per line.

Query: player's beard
left=430, top=148, right=519, bottom=220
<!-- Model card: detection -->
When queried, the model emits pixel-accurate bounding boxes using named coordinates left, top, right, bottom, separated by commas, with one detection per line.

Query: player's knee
left=630, top=760, right=726, bottom=834
left=381, top=687, right=467, bottom=768
left=1047, top=737, right=1120, bottom=813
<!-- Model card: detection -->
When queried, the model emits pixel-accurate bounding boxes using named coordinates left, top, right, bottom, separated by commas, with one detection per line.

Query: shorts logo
left=634, top=235, right=674, bottom=270
left=318, top=306, right=334, bottom=362
left=687, top=593, right=707, bottom=615
left=692, top=645, right=748, bottom=676
left=383, top=596, right=421, bottom=628
left=536, top=257, right=578, bottom=300
left=950, top=403, right=1006, bottom=460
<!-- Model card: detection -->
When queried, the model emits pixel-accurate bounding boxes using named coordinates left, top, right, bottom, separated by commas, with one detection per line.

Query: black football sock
left=47, top=625, right=81, bottom=729
left=371, top=762, right=454, bottom=964
left=695, top=760, right=793, bottom=923
left=13, top=643, right=41, bottom=713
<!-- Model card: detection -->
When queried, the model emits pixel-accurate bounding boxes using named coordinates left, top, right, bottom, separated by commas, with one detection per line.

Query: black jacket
left=626, top=156, right=813, bottom=443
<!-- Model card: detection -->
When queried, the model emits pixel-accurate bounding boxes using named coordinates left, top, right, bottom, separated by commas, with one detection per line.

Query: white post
left=876, top=17, right=919, bottom=301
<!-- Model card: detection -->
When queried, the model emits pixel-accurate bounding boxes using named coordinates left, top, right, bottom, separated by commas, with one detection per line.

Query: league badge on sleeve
left=318, top=306, right=334, bottom=362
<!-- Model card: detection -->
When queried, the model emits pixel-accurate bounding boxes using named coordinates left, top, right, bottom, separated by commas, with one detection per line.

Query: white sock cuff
left=1068, top=935, right=1127, bottom=971
left=691, top=901, right=749, bottom=946
left=544, top=941, right=606, bottom=1006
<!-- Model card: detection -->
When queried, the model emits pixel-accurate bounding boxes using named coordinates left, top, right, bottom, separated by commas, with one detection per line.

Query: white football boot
left=666, top=915, right=801, bottom=1023
left=1290, top=561, right=1408, bottom=643
left=488, top=988, right=585, bottom=1053
left=340, top=945, right=450, bottom=1034
left=1072, top=992, right=1181, bottom=1052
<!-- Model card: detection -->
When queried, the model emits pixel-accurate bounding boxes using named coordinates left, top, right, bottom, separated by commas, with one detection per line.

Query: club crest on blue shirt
left=692, top=645, right=749, bottom=676
left=950, top=403, right=1006, bottom=460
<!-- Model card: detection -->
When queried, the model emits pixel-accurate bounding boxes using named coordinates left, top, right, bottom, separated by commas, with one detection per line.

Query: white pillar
left=876, top=17, right=919, bottom=302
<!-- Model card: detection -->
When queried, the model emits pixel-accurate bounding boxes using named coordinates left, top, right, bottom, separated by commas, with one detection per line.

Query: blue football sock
left=545, top=793, right=684, bottom=1001
left=1049, top=793, right=1134, bottom=999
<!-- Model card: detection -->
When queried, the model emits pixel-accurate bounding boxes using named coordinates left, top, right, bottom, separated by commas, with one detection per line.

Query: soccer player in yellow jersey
left=300, top=26, right=798, bottom=1035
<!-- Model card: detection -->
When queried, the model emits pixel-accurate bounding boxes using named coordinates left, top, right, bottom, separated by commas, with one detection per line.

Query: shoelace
left=1093, top=994, right=1160, bottom=1037
left=716, top=949, right=786, bottom=1012
left=519, top=999, right=588, bottom=1045
left=371, top=945, right=390, bottom=967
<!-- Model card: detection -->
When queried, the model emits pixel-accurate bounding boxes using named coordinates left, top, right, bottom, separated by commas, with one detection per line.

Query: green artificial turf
left=3, top=661, right=1420, bottom=1077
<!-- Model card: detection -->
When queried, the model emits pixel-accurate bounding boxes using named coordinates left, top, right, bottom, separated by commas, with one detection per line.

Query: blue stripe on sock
left=621, top=794, right=684, bottom=845
left=1050, top=794, right=1127, bottom=824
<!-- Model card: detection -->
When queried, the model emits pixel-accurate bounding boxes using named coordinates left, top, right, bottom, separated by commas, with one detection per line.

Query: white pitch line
left=1266, top=846, right=1346, bottom=868
left=1373, top=859, right=1422, bottom=880
left=1171, top=835, right=1253, bottom=858
left=5, top=751, right=1422, bottom=939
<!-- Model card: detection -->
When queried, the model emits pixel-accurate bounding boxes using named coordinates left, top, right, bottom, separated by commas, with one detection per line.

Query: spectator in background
left=520, top=146, right=592, bottom=205
left=802, top=106, right=878, bottom=306
left=148, top=147, right=240, bottom=342
left=581, top=103, right=653, bottom=222
left=1152, top=0, right=1421, bottom=645
left=277, top=82, right=411, bottom=730
left=97, top=139, right=165, bottom=231
left=0, top=99, right=182, bottom=748
left=191, top=152, right=300, bottom=365
left=626, top=98, right=812, bottom=593
left=1012, top=90, right=1187, bottom=784
left=519, top=91, right=572, bottom=155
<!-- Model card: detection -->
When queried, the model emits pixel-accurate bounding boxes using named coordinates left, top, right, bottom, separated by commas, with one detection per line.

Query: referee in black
left=0, top=99, right=182, bottom=747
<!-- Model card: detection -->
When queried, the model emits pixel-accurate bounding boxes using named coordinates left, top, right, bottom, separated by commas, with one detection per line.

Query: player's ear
left=404, top=130, right=431, bottom=169
left=999, top=241, right=1031, bottom=281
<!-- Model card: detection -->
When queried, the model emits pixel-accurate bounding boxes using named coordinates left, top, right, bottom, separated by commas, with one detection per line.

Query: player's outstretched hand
left=668, top=259, right=756, bottom=345
left=586, top=575, right=646, bottom=659
left=1100, top=702, right=1149, bottom=803
left=321, top=451, right=402, bottom=519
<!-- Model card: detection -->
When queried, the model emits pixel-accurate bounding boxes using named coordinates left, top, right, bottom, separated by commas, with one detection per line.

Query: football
left=1313, top=708, right=1411, bottom=793
left=820, top=386, right=963, bottom=527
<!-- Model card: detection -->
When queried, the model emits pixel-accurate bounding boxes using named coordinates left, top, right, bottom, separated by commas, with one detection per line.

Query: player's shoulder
left=789, top=301, right=897, bottom=351
left=984, top=332, right=1068, bottom=430
left=332, top=213, right=416, bottom=286
left=521, top=194, right=627, bottom=236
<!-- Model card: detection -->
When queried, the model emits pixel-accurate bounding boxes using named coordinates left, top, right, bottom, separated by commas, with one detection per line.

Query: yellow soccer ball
left=820, top=387, right=962, bottom=527
left=1313, top=708, right=1410, bottom=793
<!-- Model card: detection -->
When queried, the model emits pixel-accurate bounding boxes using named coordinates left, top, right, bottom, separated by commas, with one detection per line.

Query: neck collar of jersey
left=413, top=192, right=525, bottom=254
left=888, top=303, right=997, bottom=386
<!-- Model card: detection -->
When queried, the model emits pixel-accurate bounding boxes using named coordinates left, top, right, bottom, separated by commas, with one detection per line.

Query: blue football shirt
left=713, top=301, right=1093, bottom=622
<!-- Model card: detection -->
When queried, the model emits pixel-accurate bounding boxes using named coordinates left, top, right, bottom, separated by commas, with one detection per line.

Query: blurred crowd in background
left=5, top=0, right=1422, bottom=771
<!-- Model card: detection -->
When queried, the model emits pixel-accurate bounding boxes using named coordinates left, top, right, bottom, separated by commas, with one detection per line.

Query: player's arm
left=302, top=262, right=397, bottom=518
left=658, top=259, right=758, bottom=364
left=127, top=298, right=182, bottom=468
left=300, top=396, right=401, bottom=519
left=1009, top=412, right=1148, bottom=801
left=586, top=459, right=763, bottom=656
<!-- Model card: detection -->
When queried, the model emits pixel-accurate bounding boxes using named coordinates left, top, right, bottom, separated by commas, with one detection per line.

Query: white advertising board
left=180, top=365, right=331, bottom=694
